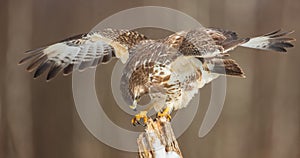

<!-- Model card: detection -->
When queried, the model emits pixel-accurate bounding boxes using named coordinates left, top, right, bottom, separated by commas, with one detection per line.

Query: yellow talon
left=157, top=107, right=172, bottom=121
left=131, top=111, right=148, bottom=126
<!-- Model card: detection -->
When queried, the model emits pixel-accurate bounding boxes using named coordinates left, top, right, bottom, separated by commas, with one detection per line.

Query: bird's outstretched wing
left=177, top=28, right=248, bottom=58
left=176, top=28, right=295, bottom=58
left=19, top=28, right=147, bottom=81
left=240, top=29, right=295, bottom=52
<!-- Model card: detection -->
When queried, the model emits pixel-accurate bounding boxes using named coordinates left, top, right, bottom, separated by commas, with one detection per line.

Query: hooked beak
left=129, top=100, right=138, bottom=111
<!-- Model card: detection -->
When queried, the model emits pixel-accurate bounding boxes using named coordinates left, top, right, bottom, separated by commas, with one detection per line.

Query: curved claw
left=131, top=111, right=148, bottom=126
left=157, top=107, right=172, bottom=121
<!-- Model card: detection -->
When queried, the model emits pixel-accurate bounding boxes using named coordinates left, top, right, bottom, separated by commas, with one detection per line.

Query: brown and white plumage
left=120, top=28, right=295, bottom=115
left=19, top=27, right=295, bottom=122
left=240, top=29, right=295, bottom=52
left=19, top=28, right=147, bottom=81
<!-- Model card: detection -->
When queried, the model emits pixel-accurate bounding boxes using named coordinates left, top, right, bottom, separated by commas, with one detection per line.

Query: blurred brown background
left=1, top=0, right=299, bottom=158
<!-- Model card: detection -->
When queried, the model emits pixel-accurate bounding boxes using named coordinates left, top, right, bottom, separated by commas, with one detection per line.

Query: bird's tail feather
left=200, top=58, right=245, bottom=78
left=240, top=29, right=295, bottom=53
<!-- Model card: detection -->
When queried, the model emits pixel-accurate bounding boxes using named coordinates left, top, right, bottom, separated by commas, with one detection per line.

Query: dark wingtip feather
left=266, top=30, right=295, bottom=53
left=33, top=61, right=53, bottom=79
left=269, top=30, right=294, bottom=38
left=26, top=55, right=48, bottom=72
left=63, top=64, right=74, bottom=76
left=18, top=58, right=28, bottom=65
left=101, top=54, right=113, bottom=64
left=46, top=64, right=65, bottom=81
left=274, top=42, right=294, bottom=48
left=263, top=29, right=281, bottom=36
left=269, top=46, right=287, bottom=52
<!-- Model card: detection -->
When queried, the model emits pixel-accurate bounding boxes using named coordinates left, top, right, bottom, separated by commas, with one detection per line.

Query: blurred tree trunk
left=270, top=1, right=300, bottom=158
left=252, top=0, right=285, bottom=158
left=0, top=0, right=8, bottom=157
left=211, top=1, right=258, bottom=158
left=4, top=0, right=34, bottom=158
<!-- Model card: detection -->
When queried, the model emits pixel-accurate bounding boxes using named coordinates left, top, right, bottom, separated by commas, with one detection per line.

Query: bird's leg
left=157, top=106, right=172, bottom=121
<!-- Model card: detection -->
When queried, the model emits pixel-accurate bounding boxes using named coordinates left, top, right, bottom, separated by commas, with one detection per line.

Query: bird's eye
left=137, top=94, right=151, bottom=106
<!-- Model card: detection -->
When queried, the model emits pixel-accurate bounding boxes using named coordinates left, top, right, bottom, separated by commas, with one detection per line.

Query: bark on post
left=137, top=117, right=183, bottom=158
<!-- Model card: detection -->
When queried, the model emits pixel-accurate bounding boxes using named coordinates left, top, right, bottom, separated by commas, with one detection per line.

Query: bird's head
left=129, top=85, right=149, bottom=111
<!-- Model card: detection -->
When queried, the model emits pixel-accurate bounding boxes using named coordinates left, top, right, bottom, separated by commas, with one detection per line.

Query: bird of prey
left=19, top=27, right=295, bottom=126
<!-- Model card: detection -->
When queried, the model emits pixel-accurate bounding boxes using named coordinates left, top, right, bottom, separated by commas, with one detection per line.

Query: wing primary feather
left=274, top=37, right=296, bottom=42
left=47, top=63, right=67, bottom=81
left=25, top=47, right=46, bottom=54
left=101, top=53, right=112, bottom=63
left=263, top=29, right=281, bottom=36
left=19, top=52, right=44, bottom=65
left=63, top=64, right=74, bottom=76
left=268, top=46, right=287, bottom=52
left=240, top=30, right=295, bottom=53
left=268, top=30, right=294, bottom=38
left=26, top=55, right=48, bottom=72
left=273, top=42, right=294, bottom=48
left=33, top=60, right=54, bottom=79
left=18, top=29, right=148, bottom=81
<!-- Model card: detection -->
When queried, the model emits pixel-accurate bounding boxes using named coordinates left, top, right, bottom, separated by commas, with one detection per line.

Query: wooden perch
left=137, top=117, right=183, bottom=158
